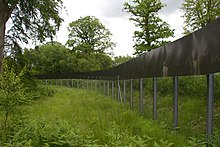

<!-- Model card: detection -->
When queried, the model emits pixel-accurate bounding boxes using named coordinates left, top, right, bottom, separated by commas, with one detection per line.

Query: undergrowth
left=2, top=86, right=187, bottom=146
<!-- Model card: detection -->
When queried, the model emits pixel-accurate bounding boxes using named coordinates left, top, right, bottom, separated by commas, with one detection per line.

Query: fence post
left=124, top=80, right=126, bottom=106
left=108, top=81, right=110, bottom=97
left=82, top=80, right=84, bottom=89
left=118, top=77, right=120, bottom=101
left=72, top=79, right=73, bottom=88
left=86, top=79, right=89, bottom=89
left=153, top=77, right=157, bottom=120
left=130, top=79, right=133, bottom=110
left=45, top=80, right=47, bottom=85
left=173, top=76, right=178, bottom=130
left=67, top=80, right=71, bottom=87
left=104, top=80, right=106, bottom=95
left=118, top=76, right=122, bottom=103
left=206, top=74, right=214, bottom=143
left=91, top=80, right=93, bottom=91
left=112, top=81, right=114, bottom=98
left=56, top=79, right=58, bottom=86
left=94, top=80, right=97, bottom=92
left=61, top=79, right=63, bottom=87
left=99, top=80, right=101, bottom=93
left=140, top=78, right=143, bottom=114
left=77, top=80, right=79, bottom=88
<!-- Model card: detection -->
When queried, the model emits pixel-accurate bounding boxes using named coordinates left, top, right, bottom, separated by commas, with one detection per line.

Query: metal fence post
left=82, top=80, right=84, bottom=89
left=173, top=76, right=178, bottom=130
left=99, top=80, right=101, bottom=93
left=72, top=79, right=73, bottom=88
left=45, top=80, right=47, bottom=85
left=117, top=76, right=122, bottom=103
left=91, top=80, right=93, bottom=91
left=206, top=74, right=214, bottom=143
left=124, top=80, right=126, bottom=106
left=130, top=79, right=133, bottom=110
left=104, top=81, right=106, bottom=95
left=86, top=79, right=88, bottom=90
left=153, top=77, right=157, bottom=120
left=140, top=78, right=143, bottom=114
left=61, top=79, right=63, bottom=87
left=56, top=79, right=58, bottom=86
left=94, top=80, right=97, bottom=92
left=67, top=80, right=71, bottom=87
left=112, top=81, right=114, bottom=98
left=118, top=77, right=120, bottom=101
left=108, top=81, right=110, bottom=97
left=77, top=80, right=79, bottom=88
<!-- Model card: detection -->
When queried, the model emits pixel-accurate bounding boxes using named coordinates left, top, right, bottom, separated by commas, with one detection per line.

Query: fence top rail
left=35, top=18, right=220, bottom=80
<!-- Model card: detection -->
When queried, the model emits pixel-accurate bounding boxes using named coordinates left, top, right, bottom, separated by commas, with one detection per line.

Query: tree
left=113, top=55, right=132, bottom=67
left=74, top=52, right=113, bottom=72
left=0, top=0, right=64, bottom=73
left=25, top=42, right=113, bottom=73
left=181, top=0, right=220, bottom=34
left=0, top=62, right=27, bottom=143
left=25, top=42, right=77, bottom=74
left=123, top=0, right=174, bottom=55
left=66, top=16, right=115, bottom=54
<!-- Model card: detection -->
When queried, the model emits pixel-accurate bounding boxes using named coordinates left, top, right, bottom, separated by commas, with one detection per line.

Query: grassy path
left=26, top=86, right=187, bottom=146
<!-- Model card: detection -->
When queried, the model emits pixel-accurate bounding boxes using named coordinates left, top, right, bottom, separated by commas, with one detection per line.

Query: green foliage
left=20, top=86, right=186, bottom=146
left=25, top=42, right=77, bottom=74
left=4, top=120, right=98, bottom=146
left=187, top=136, right=207, bottom=147
left=25, top=42, right=113, bottom=73
left=75, top=52, right=113, bottom=72
left=0, top=0, right=64, bottom=73
left=113, top=55, right=133, bottom=66
left=0, top=60, right=51, bottom=144
left=5, top=0, right=64, bottom=44
left=4, top=43, right=28, bottom=74
left=181, top=0, right=220, bottom=34
left=67, top=16, right=115, bottom=54
left=123, top=0, right=174, bottom=55
left=0, top=62, right=28, bottom=143
left=4, top=43, right=38, bottom=91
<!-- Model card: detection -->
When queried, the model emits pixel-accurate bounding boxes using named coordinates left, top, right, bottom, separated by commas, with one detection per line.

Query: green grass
left=54, top=76, right=220, bottom=146
left=25, top=86, right=187, bottom=146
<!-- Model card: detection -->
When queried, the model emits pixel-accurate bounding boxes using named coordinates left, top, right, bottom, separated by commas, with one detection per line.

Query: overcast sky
left=55, top=0, right=185, bottom=56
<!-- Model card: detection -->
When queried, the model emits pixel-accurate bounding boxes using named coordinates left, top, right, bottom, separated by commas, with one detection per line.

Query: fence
left=36, top=18, right=220, bottom=143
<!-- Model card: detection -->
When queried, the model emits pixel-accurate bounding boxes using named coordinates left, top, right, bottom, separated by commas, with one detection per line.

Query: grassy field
left=2, top=81, right=218, bottom=146
left=23, top=86, right=188, bottom=146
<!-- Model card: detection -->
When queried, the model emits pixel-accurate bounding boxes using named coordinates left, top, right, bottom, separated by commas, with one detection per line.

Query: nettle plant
left=0, top=63, right=27, bottom=143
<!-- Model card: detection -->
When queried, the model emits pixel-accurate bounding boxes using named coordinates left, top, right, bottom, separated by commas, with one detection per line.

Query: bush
left=0, top=63, right=29, bottom=143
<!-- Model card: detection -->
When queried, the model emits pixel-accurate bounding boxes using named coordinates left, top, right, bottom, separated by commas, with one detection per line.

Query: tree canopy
left=113, top=56, right=133, bottom=67
left=66, top=16, right=115, bottom=54
left=123, top=0, right=174, bottom=56
left=25, top=42, right=113, bottom=74
left=181, top=0, right=220, bottom=35
left=0, top=0, right=64, bottom=72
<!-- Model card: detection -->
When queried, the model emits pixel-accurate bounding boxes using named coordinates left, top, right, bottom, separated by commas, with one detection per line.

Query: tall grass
left=25, top=86, right=187, bottom=146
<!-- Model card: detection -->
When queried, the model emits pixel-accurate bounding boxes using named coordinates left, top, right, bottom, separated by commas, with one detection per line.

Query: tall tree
left=0, top=0, right=63, bottom=73
left=113, top=55, right=132, bottom=67
left=181, top=0, right=220, bottom=34
left=66, top=16, right=115, bottom=54
left=25, top=42, right=75, bottom=74
left=123, top=0, right=174, bottom=55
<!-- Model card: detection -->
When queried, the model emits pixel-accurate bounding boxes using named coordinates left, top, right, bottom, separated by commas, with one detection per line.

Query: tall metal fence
left=36, top=18, right=220, bottom=142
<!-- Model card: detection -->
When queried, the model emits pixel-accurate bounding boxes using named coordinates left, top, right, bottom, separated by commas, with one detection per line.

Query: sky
left=55, top=0, right=185, bottom=56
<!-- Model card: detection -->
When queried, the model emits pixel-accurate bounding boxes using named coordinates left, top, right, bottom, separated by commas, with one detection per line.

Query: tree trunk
left=0, top=23, right=5, bottom=73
